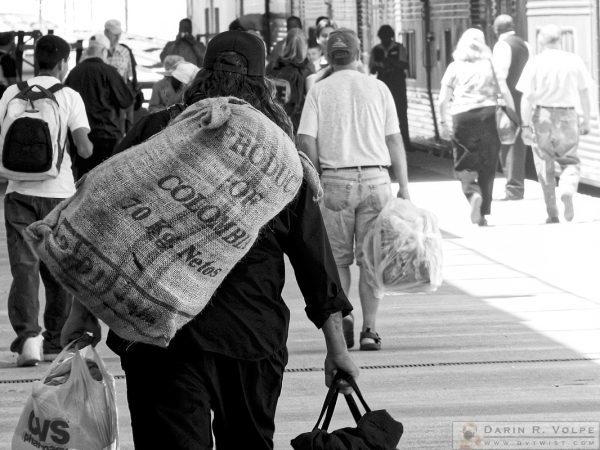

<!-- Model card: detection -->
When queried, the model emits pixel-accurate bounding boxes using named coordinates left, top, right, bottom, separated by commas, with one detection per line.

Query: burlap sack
left=25, top=97, right=303, bottom=347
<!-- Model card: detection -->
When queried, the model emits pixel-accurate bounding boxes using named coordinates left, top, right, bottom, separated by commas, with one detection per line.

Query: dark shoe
left=478, top=216, right=488, bottom=227
left=469, top=193, right=482, bottom=224
left=546, top=216, right=560, bottom=224
left=17, top=335, right=43, bottom=367
left=43, top=341, right=63, bottom=362
left=359, top=328, right=381, bottom=351
left=343, top=313, right=354, bottom=349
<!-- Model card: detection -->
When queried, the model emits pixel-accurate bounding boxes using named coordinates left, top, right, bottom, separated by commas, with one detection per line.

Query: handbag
left=291, top=371, right=403, bottom=450
left=490, top=60, right=520, bottom=145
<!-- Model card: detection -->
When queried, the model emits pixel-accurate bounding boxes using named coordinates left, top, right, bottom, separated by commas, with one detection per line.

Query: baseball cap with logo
left=203, top=30, right=266, bottom=77
left=327, top=28, right=360, bottom=65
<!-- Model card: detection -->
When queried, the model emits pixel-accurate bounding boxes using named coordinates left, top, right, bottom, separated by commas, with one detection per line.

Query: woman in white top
left=439, top=28, right=515, bottom=226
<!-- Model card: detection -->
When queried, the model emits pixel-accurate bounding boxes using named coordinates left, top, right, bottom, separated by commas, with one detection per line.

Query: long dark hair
left=183, top=51, right=293, bottom=138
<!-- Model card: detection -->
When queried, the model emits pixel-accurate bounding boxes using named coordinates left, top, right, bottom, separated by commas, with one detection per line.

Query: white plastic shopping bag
left=12, top=341, right=118, bottom=450
left=362, top=198, right=443, bottom=297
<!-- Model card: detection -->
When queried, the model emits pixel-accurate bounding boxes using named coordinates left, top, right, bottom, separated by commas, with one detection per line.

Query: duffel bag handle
left=313, top=371, right=372, bottom=431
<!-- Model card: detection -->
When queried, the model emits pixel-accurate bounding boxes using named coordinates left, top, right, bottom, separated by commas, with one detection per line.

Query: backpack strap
left=15, top=84, right=60, bottom=104
left=17, top=81, right=28, bottom=91
left=48, top=83, right=64, bottom=94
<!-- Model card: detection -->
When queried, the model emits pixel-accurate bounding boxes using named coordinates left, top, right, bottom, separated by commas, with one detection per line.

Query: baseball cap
left=327, top=28, right=360, bottom=65
left=89, top=33, right=110, bottom=50
left=104, top=19, right=122, bottom=35
left=171, top=61, right=200, bottom=84
left=159, top=55, right=185, bottom=75
left=203, top=30, right=265, bottom=77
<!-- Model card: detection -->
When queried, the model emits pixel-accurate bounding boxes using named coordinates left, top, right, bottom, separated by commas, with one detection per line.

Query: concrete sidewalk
left=0, top=151, right=599, bottom=449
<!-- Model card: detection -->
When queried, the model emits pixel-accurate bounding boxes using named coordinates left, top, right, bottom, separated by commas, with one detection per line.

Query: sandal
left=342, top=313, right=354, bottom=349
left=359, top=328, right=381, bottom=351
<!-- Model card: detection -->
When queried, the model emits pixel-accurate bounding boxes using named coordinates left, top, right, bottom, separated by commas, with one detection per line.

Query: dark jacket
left=65, top=57, right=134, bottom=140
left=107, top=106, right=351, bottom=361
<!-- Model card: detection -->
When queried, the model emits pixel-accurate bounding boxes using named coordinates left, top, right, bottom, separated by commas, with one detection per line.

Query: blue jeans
left=319, top=167, right=392, bottom=267
left=4, top=193, right=73, bottom=354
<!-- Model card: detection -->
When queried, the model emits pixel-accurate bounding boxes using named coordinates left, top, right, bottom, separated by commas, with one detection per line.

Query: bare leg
left=358, top=268, right=381, bottom=332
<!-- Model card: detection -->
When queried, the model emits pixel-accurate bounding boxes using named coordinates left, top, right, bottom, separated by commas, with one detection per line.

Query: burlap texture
left=25, top=97, right=303, bottom=347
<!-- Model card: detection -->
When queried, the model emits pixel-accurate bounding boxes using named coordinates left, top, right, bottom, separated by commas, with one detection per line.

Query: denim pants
left=319, top=167, right=392, bottom=267
left=532, top=106, right=580, bottom=218
left=452, top=106, right=500, bottom=216
left=4, top=192, right=73, bottom=353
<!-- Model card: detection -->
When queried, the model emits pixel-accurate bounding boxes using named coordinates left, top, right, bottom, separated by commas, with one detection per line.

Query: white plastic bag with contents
left=12, top=342, right=118, bottom=450
left=362, top=198, right=443, bottom=297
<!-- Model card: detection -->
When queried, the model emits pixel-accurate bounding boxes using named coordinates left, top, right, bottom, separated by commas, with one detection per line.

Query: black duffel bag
left=291, top=371, right=403, bottom=450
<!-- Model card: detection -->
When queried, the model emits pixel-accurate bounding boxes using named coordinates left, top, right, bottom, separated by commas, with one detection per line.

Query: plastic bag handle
left=40, top=337, right=85, bottom=383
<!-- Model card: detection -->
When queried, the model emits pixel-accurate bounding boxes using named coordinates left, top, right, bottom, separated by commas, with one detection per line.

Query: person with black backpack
left=0, top=34, right=93, bottom=367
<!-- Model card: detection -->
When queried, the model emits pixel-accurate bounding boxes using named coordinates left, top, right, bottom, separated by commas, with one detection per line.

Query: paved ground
left=0, top=151, right=599, bottom=449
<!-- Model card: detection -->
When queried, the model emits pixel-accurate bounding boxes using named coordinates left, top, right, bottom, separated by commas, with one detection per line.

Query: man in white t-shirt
left=517, top=24, right=591, bottom=223
left=297, top=28, right=410, bottom=352
left=0, top=35, right=93, bottom=366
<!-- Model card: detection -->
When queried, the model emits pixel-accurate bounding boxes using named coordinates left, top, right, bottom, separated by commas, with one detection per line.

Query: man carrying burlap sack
left=33, top=31, right=359, bottom=450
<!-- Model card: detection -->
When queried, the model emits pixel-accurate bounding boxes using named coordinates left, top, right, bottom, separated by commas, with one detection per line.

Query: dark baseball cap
left=203, top=30, right=265, bottom=77
left=327, top=28, right=360, bottom=65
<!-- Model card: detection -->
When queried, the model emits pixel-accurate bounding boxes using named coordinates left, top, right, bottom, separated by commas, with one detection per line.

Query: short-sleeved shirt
left=298, top=69, right=399, bottom=168
left=516, top=49, right=591, bottom=108
left=107, top=44, right=133, bottom=81
left=0, top=75, right=90, bottom=198
left=440, top=59, right=499, bottom=115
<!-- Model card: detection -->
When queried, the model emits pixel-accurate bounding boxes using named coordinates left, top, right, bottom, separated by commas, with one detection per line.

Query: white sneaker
left=469, top=193, right=482, bottom=224
left=561, top=193, right=574, bottom=222
left=17, top=335, right=43, bottom=367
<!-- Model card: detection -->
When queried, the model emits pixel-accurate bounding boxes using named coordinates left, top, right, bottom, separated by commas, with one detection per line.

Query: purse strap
left=313, top=371, right=372, bottom=431
left=488, top=59, right=519, bottom=126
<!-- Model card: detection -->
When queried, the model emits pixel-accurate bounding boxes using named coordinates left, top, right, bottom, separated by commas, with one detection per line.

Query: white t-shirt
left=0, top=75, right=90, bottom=198
left=516, top=49, right=591, bottom=108
left=440, top=59, right=499, bottom=115
left=297, top=69, right=399, bottom=169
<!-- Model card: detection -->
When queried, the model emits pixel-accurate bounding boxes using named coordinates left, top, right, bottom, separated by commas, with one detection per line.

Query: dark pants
left=121, top=343, right=288, bottom=450
left=385, top=79, right=411, bottom=152
left=4, top=193, right=73, bottom=354
left=452, top=106, right=500, bottom=216
left=75, top=136, right=119, bottom=179
left=499, top=90, right=526, bottom=199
